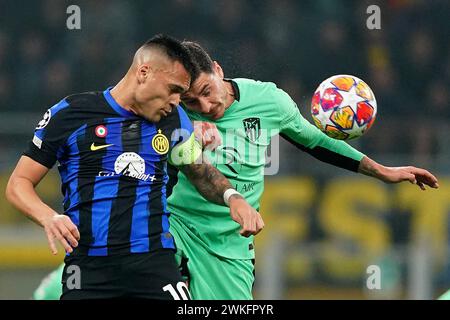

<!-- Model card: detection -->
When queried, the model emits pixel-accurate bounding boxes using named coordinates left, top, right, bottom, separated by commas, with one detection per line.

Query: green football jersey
left=167, top=78, right=365, bottom=259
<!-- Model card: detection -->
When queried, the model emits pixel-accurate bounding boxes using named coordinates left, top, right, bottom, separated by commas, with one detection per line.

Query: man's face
left=181, top=63, right=229, bottom=120
left=135, top=59, right=190, bottom=122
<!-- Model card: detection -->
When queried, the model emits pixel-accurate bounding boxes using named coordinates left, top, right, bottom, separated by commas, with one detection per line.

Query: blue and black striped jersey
left=24, top=88, right=193, bottom=256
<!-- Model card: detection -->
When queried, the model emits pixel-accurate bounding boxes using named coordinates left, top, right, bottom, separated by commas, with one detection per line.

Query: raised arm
left=276, top=86, right=439, bottom=190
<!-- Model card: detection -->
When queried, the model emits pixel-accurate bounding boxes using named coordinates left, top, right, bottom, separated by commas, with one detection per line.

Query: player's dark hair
left=182, top=41, right=214, bottom=74
left=143, top=34, right=199, bottom=81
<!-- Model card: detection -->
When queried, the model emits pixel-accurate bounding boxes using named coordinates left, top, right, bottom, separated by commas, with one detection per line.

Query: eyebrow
left=181, top=95, right=196, bottom=104
left=199, top=84, right=209, bottom=95
left=169, top=84, right=188, bottom=94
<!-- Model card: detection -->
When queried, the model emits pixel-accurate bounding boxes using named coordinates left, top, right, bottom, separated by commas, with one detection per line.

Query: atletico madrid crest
left=243, top=117, right=261, bottom=142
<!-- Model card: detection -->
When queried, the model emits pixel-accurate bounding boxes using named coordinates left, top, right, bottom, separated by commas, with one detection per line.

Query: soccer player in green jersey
left=32, top=40, right=439, bottom=300
left=165, top=41, right=439, bottom=300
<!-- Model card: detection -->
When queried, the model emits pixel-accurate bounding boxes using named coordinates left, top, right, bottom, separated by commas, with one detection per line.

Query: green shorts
left=438, top=289, right=450, bottom=300
left=170, top=216, right=255, bottom=300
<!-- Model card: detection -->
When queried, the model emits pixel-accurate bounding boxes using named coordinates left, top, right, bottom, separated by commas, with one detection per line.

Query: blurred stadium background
left=1, top=0, right=449, bottom=299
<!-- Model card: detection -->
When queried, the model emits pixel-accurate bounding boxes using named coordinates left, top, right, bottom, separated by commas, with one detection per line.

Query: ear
left=137, top=64, right=151, bottom=83
left=213, top=61, right=225, bottom=78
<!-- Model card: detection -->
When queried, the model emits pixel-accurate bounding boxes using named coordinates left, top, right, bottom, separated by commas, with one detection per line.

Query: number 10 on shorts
left=163, top=282, right=191, bottom=300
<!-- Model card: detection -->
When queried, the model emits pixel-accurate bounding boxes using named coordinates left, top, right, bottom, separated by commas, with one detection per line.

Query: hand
left=194, top=121, right=222, bottom=151
left=42, top=214, right=80, bottom=255
left=378, top=166, right=439, bottom=190
left=228, top=195, right=264, bottom=237
left=358, top=157, right=439, bottom=191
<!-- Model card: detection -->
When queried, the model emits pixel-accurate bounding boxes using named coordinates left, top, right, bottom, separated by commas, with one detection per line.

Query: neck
left=110, top=75, right=138, bottom=114
left=223, top=80, right=236, bottom=110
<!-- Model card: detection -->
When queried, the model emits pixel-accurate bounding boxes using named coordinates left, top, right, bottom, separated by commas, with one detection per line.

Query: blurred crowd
left=0, top=0, right=449, bottom=165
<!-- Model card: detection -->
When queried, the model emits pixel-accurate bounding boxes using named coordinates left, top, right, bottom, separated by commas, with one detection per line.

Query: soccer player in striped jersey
left=164, top=41, right=439, bottom=299
left=6, top=35, right=263, bottom=300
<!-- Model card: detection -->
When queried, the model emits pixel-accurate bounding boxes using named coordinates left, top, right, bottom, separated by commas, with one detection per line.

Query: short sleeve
left=23, top=99, right=71, bottom=168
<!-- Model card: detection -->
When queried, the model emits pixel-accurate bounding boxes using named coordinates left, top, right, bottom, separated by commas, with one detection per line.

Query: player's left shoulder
left=233, top=78, right=283, bottom=99
left=233, top=78, right=277, bottom=90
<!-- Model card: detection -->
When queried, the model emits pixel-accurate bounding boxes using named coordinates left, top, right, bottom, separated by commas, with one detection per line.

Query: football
left=310, top=74, right=377, bottom=140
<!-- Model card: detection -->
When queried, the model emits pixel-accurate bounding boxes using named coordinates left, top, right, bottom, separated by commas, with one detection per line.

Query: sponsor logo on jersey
left=90, top=143, right=114, bottom=151
left=97, top=152, right=156, bottom=182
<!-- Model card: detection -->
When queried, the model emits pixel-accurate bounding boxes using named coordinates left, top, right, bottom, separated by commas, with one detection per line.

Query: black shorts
left=61, top=249, right=190, bottom=300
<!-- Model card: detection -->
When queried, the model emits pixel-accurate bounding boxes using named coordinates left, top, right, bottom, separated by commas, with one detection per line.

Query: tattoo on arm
left=179, top=163, right=232, bottom=205
left=358, top=156, right=383, bottom=179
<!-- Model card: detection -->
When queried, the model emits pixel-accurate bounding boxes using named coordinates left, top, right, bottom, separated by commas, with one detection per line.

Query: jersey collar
left=103, top=87, right=137, bottom=118
left=224, top=78, right=240, bottom=101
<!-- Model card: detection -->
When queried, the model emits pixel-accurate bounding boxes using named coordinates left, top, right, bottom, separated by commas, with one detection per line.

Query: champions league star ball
left=311, top=74, right=377, bottom=140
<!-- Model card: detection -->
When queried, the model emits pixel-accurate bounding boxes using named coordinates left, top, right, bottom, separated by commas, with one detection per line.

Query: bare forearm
left=179, top=163, right=232, bottom=205
left=357, top=155, right=439, bottom=189
left=6, top=177, right=56, bottom=227
left=357, top=156, right=385, bottom=179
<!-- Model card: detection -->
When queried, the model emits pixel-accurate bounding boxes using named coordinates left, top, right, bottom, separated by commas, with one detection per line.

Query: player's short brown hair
left=182, top=41, right=214, bottom=74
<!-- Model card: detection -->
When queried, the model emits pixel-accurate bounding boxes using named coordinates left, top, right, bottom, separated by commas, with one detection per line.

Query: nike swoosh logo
left=90, top=143, right=114, bottom=151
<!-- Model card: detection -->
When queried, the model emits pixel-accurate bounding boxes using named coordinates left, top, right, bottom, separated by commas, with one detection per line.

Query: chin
left=211, top=111, right=224, bottom=120
left=143, top=114, right=161, bottom=123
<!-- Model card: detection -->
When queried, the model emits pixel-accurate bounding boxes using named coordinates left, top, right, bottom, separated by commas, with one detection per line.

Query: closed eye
left=182, top=97, right=197, bottom=105
left=169, top=84, right=187, bottom=95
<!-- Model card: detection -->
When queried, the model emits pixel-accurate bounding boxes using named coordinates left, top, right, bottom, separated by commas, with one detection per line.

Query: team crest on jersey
left=152, top=129, right=169, bottom=155
left=36, top=109, right=51, bottom=130
left=243, top=118, right=261, bottom=142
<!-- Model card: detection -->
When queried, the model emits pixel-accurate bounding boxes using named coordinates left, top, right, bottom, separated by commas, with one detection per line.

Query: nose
left=199, top=97, right=213, bottom=114
left=169, top=94, right=181, bottom=109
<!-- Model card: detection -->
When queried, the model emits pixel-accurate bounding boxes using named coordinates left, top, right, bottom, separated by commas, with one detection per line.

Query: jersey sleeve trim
left=281, top=133, right=363, bottom=172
